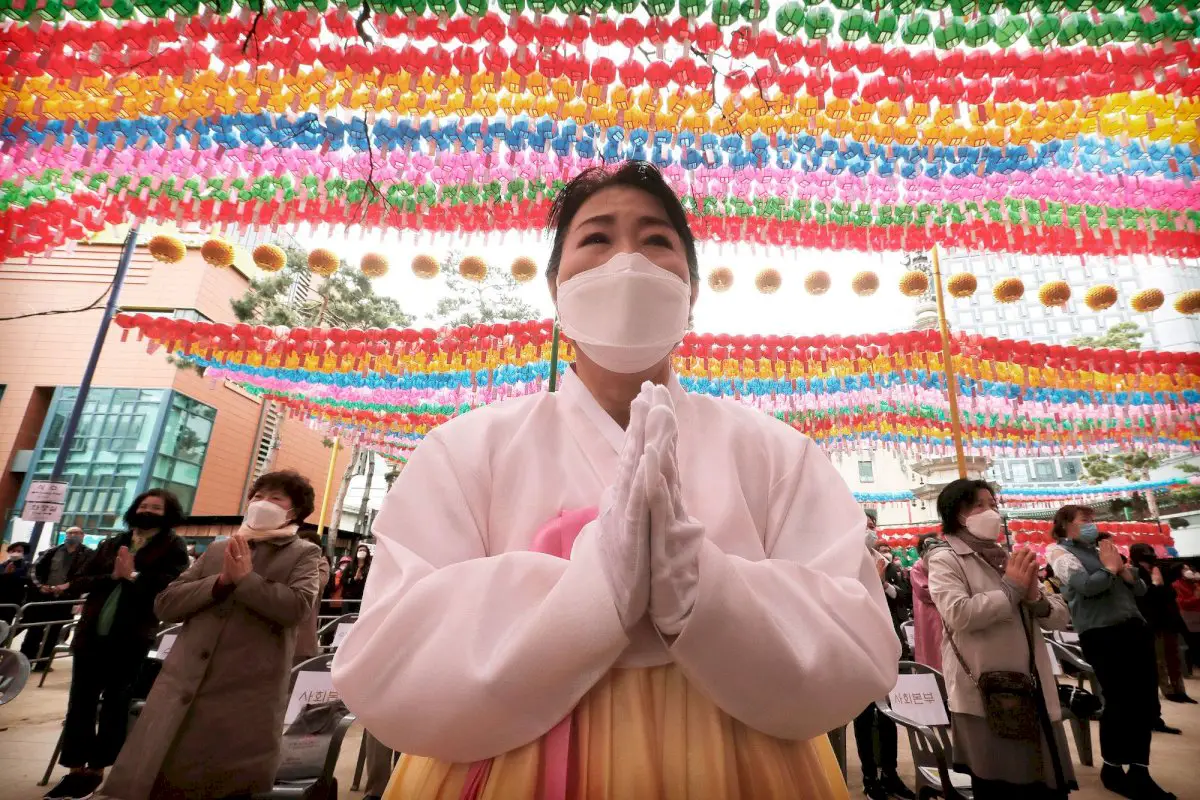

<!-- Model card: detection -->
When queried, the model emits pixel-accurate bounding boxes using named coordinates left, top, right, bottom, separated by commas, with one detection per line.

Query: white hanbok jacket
left=332, top=369, right=899, bottom=762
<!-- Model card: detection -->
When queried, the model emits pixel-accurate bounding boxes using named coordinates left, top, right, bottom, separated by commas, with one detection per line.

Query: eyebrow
left=574, top=213, right=673, bottom=230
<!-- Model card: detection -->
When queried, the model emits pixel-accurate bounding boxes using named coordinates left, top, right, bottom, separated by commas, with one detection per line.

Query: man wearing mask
left=1129, top=544, right=1194, bottom=705
left=1, top=541, right=31, bottom=624
left=23, top=528, right=94, bottom=670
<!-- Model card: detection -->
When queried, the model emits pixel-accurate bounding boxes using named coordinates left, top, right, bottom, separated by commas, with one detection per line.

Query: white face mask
left=556, top=252, right=691, bottom=374
left=244, top=499, right=289, bottom=531
left=963, top=508, right=1003, bottom=541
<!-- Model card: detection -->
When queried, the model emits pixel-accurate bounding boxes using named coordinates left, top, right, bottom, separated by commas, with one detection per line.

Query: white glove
left=644, top=396, right=704, bottom=637
left=593, top=383, right=655, bottom=631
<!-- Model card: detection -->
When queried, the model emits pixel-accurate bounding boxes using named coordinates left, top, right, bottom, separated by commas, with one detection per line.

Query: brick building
left=0, top=226, right=352, bottom=549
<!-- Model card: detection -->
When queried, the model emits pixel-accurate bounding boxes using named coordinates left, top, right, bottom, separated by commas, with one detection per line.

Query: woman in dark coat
left=338, top=543, right=372, bottom=603
left=100, top=470, right=323, bottom=800
left=44, top=489, right=190, bottom=800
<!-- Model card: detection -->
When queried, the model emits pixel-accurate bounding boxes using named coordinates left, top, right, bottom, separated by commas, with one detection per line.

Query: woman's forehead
left=572, top=186, right=670, bottom=228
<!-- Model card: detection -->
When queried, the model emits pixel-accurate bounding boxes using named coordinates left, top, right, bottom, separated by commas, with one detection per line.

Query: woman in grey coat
left=99, top=470, right=324, bottom=800
left=927, top=479, right=1075, bottom=800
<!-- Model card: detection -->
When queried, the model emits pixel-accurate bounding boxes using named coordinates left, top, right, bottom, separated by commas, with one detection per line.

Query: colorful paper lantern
left=805, top=270, right=831, bottom=296
left=899, top=270, right=930, bottom=297
left=412, top=254, right=440, bottom=280
left=200, top=238, right=235, bottom=268
left=1131, top=288, right=1165, bottom=314
left=755, top=268, right=782, bottom=294
left=947, top=272, right=978, bottom=298
left=852, top=271, right=880, bottom=297
left=459, top=255, right=488, bottom=282
left=361, top=253, right=389, bottom=279
left=511, top=256, right=538, bottom=283
left=708, top=267, right=734, bottom=292
left=1085, top=284, right=1118, bottom=311
left=308, top=248, right=339, bottom=277
left=252, top=244, right=286, bottom=273
left=1038, top=280, right=1071, bottom=308
left=1175, top=291, right=1200, bottom=316
left=994, top=277, right=1026, bottom=304
left=146, top=235, right=185, bottom=264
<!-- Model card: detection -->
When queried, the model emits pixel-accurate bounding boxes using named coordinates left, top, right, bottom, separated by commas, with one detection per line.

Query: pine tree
left=433, top=251, right=540, bottom=327
left=1068, top=322, right=1145, bottom=351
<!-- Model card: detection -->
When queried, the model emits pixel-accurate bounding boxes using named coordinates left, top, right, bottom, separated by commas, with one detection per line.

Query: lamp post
left=25, top=225, right=141, bottom=553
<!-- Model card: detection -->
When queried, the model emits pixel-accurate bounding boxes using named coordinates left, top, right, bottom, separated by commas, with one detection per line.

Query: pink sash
left=460, top=508, right=599, bottom=800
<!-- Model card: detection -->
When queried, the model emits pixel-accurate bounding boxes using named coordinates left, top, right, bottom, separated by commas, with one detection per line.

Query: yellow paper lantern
left=1130, top=288, right=1165, bottom=314
left=511, top=256, right=538, bottom=283
left=459, top=255, right=487, bottom=283
left=851, top=271, right=880, bottom=297
left=411, top=254, right=440, bottom=279
left=707, top=267, right=734, bottom=293
left=307, top=248, right=339, bottom=277
left=755, top=268, right=782, bottom=294
left=1174, top=290, right=1200, bottom=315
left=1038, top=280, right=1071, bottom=308
left=252, top=244, right=286, bottom=272
left=146, top=234, right=185, bottom=264
left=946, top=272, right=977, bottom=298
left=899, top=270, right=930, bottom=297
left=804, top=270, right=831, bottom=296
left=993, top=277, right=1025, bottom=304
left=360, top=253, right=389, bottom=279
left=200, top=238, right=235, bottom=268
left=1083, top=284, right=1117, bottom=311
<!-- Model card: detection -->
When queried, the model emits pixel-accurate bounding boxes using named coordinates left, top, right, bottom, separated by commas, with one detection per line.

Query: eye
left=643, top=234, right=674, bottom=248
left=580, top=232, right=609, bottom=246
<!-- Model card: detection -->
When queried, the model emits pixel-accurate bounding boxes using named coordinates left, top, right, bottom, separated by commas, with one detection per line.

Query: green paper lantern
left=868, top=10, right=899, bottom=41
left=461, top=0, right=488, bottom=14
left=890, top=0, right=918, bottom=11
left=992, top=15, right=1027, bottom=46
left=1130, top=13, right=1167, bottom=43
left=741, top=0, right=770, bottom=21
left=425, top=0, right=455, bottom=13
left=922, top=0, right=948, bottom=9
left=712, top=0, right=740, bottom=24
left=932, top=18, right=966, bottom=47
left=1026, top=15, right=1061, bottom=46
left=496, top=0, right=525, bottom=11
left=776, top=0, right=806, bottom=35
left=679, top=0, right=707, bottom=16
left=1003, top=0, right=1036, bottom=11
left=611, top=0, right=638, bottom=9
left=68, top=0, right=103, bottom=19
left=398, top=0, right=428, bottom=12
left=965, top=16, right=994, bottom=46
left=1057, top=12, right=1091, bottom=45
left=839, top=9, right=870, bottom=40
left=829, top=0, right=857, bottom=8
left=901, top=13, right=932, bottom=43
left=804, top=6, right=835, bottom=37
left=644, top=0, right=675, bottom=14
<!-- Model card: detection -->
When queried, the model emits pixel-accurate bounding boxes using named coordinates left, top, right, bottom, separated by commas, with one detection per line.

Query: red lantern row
left=876, top=521, right=1175, bottom=550
left=5, top=11, right=1194, bottom=93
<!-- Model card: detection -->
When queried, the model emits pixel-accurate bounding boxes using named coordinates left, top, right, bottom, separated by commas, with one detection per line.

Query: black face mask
left=130, top=512, right=164, bottom=530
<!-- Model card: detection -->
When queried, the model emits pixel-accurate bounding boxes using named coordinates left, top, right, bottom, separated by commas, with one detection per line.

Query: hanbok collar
left=557, top=366, right=688, bottom=455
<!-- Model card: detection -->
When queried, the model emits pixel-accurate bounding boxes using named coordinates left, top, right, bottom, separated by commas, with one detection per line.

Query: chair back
left=285, top=654, right=339, bottom=726
left=317, top=614, right=358, bottom=652
left=899, top=620, right=916, bottom=652
left=0, top=648, right=30, bottom=705
left=879, top=661, right=953, bottom=765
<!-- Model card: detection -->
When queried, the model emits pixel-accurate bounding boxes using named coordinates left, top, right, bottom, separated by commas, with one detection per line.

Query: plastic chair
left=1047, top=638, right=1098, bottom=768
left=874, top=661, right=972, bottom=800
left=317, top=614, right=358, bottom=653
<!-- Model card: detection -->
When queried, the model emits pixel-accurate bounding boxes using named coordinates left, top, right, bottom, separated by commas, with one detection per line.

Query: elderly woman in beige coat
left=99, top=470, right=323, bottom=800
left=926, top=479, right=1075, bottom=800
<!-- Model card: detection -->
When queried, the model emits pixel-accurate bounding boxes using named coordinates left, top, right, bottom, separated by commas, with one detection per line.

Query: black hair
left=1129, top=542, right=1156, bottom=565
left=936, top=479, right=996, bottom=537
left=7, top=541, right=28, bottom=554
left=1051, top=504, right=1093, bottom=540
left=123, top=488, right=185, bottom=531
left=917, top=533, right=939, bottom=553
left=546, top=161, right=699, bottom=282
left=249, top=469, right=316, bottom=525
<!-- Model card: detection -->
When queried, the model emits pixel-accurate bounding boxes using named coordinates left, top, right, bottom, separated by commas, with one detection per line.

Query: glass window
left=147, top=392, right=216, bottom=514
left=1034, top=460, right=1057, bottom=481
left=1061, top=459, right=1083, bottom=481
left=1011, top=461, right=1031, bottom=483
left=858, top=461, right=874, bottom=483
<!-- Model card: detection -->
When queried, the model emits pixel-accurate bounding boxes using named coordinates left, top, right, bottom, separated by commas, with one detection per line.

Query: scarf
left=236, top=522, right=299, bottom=542
left=956, top=532, right=1009, bottom=575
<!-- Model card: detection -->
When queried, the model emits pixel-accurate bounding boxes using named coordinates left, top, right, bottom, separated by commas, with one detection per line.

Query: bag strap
left=939, top=549, right=979, bottom=686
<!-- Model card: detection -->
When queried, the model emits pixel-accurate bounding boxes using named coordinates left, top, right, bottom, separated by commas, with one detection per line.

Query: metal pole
left=26, top=225, right=140, bottom=554
left=316, top=436, right=341, bottom=556
left=931, top=245, right=968, bottom=479
left=548, top=322, right=562, bottom=393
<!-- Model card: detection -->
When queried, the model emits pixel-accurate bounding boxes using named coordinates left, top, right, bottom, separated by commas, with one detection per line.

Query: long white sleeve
left=331, top=434, right=630, bottom=763
left=666, top=437, right=900, bottom=741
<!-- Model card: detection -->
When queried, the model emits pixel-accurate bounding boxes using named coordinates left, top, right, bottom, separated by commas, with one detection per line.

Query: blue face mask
left=1078, top=523, right=1100, bottom=544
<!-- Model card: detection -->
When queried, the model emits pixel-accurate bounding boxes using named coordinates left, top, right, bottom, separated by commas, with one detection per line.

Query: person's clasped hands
left=1003, top=548, right=1041, bottom=603
left=594, top=382, right=703, bottom=637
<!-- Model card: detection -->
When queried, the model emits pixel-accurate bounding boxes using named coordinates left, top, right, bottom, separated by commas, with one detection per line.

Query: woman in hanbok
left=332, top=161, right=900, bottom=798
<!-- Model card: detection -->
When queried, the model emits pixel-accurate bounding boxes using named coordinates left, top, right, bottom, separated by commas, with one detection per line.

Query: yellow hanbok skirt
left=383, top=664, right=848, bottom=800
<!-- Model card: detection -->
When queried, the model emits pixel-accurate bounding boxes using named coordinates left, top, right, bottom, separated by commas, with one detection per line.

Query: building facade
left=0, top=226, right=351, bottom=549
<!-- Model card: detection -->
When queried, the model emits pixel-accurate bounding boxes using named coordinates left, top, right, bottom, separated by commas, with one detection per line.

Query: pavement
left=2, top=657, right=1198, bottom=800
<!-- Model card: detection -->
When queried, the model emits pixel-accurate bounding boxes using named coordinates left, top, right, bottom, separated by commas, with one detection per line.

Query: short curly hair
left=248, top=470, right=315, bottom=525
